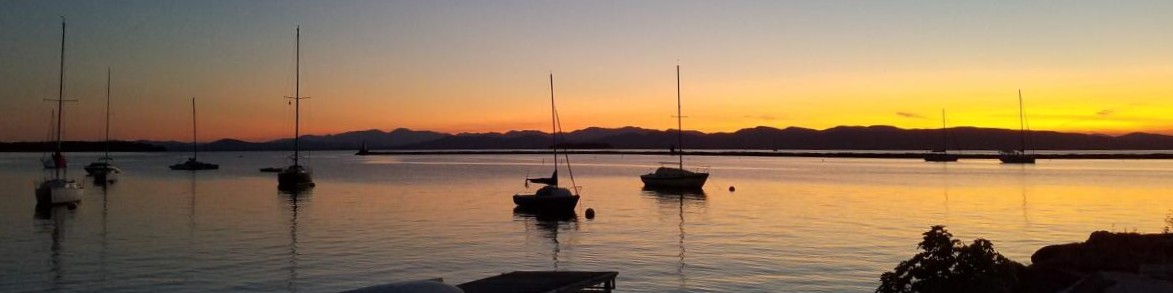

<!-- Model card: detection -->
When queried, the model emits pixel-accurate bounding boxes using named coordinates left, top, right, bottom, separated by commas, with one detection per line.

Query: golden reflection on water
left=2, top=152, right=1173, bottom=292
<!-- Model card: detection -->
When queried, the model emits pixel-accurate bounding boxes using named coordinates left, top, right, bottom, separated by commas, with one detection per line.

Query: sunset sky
left=2, top=1, right=1172, bottom=142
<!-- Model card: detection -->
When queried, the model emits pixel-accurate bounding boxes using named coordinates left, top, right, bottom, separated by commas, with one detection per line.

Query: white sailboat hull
left=36, top=179, right=83, bottom=205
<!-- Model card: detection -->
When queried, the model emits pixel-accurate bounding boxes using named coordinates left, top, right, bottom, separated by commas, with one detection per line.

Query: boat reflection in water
left=641, top=186, right=706, bottom=290
left=513, top=208, right=578, bottom=270
left=279, top=186, right=311, bottom=292
left=34, top=204, right=76, bottom=290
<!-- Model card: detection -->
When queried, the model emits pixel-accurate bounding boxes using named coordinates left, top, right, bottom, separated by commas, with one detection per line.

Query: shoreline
left=356, top=150, right=1173, bottom=160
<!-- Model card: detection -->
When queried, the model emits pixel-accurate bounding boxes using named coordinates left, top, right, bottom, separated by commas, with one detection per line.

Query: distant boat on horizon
left=277, top=26, right=314, bottom=190
left=513, top=74, right=580, bottom=212
left=170, top=97, right=219, bottom=171
left=640, top=65, right=709, bottom=189
left=924, top=109, right=958, bottom=162
left=355, top=141, right=369, bottom=155
left=36, top=17, right=83, bottom=207
left=999, top=90, right=1036, bottom=164
left=84, top=68, right=122, bottom=183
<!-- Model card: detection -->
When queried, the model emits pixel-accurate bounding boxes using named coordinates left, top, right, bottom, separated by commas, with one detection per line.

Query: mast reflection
left=641, top=187, right=707, bottom=289
left=34, top=204, right=76, bottom=290
left=279, top=186, right=312, bottom=292
left=513, top=208, right=577, bottom=270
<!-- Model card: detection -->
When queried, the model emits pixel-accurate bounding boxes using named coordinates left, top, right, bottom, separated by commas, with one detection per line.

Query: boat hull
left=641, top=172, right=709, bottom=189
left=35, top=179, right=83, bottom=206
left=84, top=163, right=121, bottom=181
left=513, top=195, right=579, bottom=212
left=513, top=187, right=579, bottom=212
left=170, top=160, right=219, bottom=170
left=277, top=166, right=315, bottom=190
left=1000, top=155, right=1036, bottom=164
left=924, top=153, right=959, bottom=162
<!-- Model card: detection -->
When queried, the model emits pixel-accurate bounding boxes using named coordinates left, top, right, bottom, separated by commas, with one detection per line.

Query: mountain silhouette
left=13, top=125, right=1173, bottom=152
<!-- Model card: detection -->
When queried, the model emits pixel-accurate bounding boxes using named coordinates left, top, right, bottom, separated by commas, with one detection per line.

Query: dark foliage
left=877, top=226, right=1024, bottom=293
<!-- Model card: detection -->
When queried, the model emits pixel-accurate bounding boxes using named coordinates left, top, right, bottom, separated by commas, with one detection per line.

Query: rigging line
left=553, top=105, right=577, bottom=196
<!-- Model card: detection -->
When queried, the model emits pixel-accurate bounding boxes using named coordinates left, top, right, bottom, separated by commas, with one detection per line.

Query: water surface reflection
left=279, top=187, right=311, bottom=293
left=642, top=187, right=706, bottom=290
left=514, top=209, right=577, bottom=270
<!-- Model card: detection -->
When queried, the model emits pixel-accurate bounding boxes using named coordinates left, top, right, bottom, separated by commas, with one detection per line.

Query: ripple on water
left=2, top=153, right=1173, bottom=291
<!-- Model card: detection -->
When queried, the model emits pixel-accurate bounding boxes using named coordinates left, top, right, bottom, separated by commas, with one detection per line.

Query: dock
left=457, top=271, right=618, bottom=293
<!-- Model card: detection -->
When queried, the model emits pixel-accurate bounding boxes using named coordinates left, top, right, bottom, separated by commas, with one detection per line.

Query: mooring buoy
left=585, top=208, right=596, bottom=219
left=728, top=186, right=736, bottom=192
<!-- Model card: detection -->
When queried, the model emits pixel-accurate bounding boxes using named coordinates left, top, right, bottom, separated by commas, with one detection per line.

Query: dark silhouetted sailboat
left=924, top=109, right=958, bottom=162
left=999, top=90, right=1036, bottom=164
left=513, top=74, right=579, bottom=212
left=36, top=17, right=83, bottom=207
left=278, top=26, right=314, bottom=190
left=85, top=68, right=122, bottom=182
left=170, top=97, right=219, bottom=170
left=641, top=65, right=709, bottom=189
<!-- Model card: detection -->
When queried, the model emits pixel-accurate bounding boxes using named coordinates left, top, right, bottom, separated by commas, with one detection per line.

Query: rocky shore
left=877, top=228, right=1173, bottom=293
left=1021, top=231, right=1173, bottom=293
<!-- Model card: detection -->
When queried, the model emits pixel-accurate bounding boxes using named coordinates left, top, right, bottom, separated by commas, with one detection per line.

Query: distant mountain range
left=125, top=125, right=1173, bottom=152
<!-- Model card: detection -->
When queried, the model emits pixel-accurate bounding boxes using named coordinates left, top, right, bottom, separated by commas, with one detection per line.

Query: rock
left=1023, top=232, right=1173, bottom=292
left=1064, top=272, right=1173, bottom=293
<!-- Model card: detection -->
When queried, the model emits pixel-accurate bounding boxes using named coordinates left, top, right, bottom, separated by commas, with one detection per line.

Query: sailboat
left=35, top=17, right=84, bottom=207
left=277, top=26, right=314, bottom=190
left=924, top=109, right=958, bottom=162
left=999, top=90, right=1036, bottom=164
left=170, top=97, right=219, bottom=170
left=640, top=65, right=709, bottom=189
left=513, top=74, right=580, bottom=212
left=84, top=68, right=122, bottom=182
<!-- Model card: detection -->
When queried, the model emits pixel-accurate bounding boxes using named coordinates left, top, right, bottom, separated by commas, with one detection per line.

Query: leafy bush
left=877, top=226, right=1024, bottom=293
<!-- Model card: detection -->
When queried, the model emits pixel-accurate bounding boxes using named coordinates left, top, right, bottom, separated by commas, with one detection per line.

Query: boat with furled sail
left=513, top=74, right=579, bottom=212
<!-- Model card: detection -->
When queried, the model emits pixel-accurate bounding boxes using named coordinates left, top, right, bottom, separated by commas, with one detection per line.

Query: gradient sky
left=2, top=1, right=1172, bottom=142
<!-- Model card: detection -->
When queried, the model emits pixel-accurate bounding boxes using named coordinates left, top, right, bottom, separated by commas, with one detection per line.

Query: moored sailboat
left=513, top=74, right=580, bottom=212
left=170, top=97, right=219, bottom=170
left=36, top=17, right=83, bottom=207
left=278, top=26, right=314, bottom=190
left=640, top=65, right=709, bottom=189
left=999, top=90, right=1036, bottom=164
left=84, top=68, right=122, bottom=182
left=924, top=109, right=958, bottom=162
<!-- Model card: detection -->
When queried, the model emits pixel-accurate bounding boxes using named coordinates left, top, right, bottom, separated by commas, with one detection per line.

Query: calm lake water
left=2, top=151, right=1172, bottom=292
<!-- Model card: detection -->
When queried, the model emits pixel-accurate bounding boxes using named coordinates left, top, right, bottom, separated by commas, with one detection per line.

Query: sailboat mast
left=293, top=26, right=300, bottom=167
left=56, top=18, right=65, bottom=152
left=941, top=109, right=947, bottom=154
left=105, top=68, right=111, bottom=158
left=1018, top=90, right=1025, bottom=153
left=191, top=97, right=197, bottom=161
left=549, top=73, right=557, bottom=182
left=676, top=65, right=683, bottom=170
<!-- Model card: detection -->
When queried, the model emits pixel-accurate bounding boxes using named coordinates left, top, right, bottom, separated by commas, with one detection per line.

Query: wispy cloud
left=896, top=112, right=925, bottom=119
left=1095, top=109, right=1114, bottom=116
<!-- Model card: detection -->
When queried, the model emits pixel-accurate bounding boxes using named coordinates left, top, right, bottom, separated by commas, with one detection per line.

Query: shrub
left=877, top=226, right=1023, bottom=293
